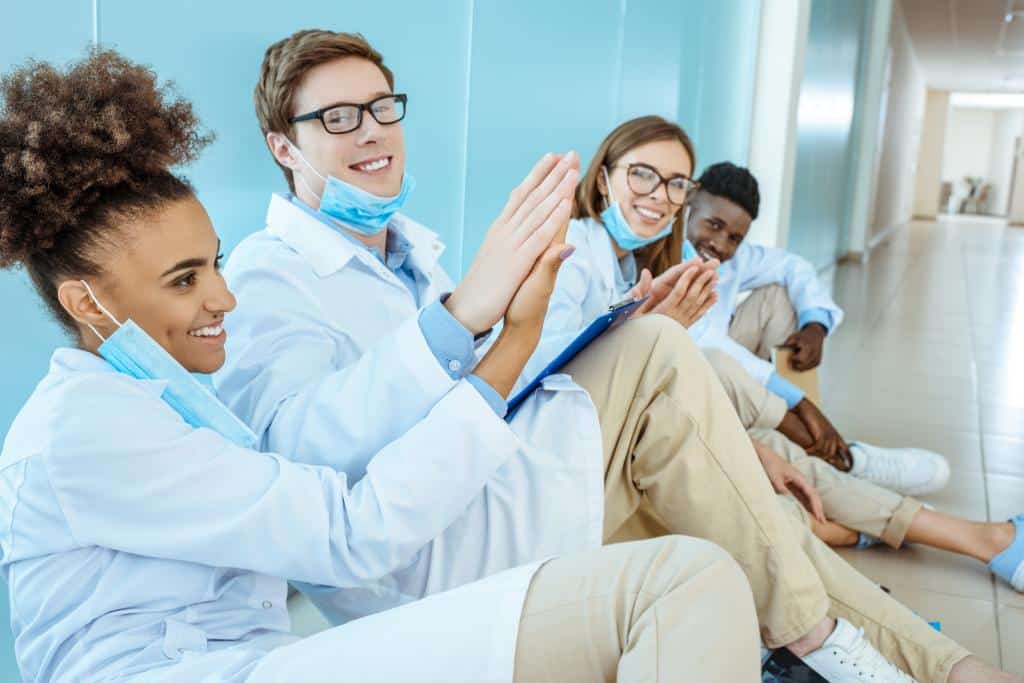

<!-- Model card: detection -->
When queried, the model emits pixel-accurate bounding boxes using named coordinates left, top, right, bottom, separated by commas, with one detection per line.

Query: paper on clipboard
left=505, top=297, right=647, bottom=421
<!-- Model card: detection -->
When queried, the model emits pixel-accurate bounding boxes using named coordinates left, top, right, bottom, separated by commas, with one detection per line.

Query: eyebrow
left=160, top=239, right=221, bottom=278
left=317, top=91, right=393, bottom=109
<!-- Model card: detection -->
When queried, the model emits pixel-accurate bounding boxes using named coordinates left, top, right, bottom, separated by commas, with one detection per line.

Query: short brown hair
left=574, top=115, right=697, bottom=277
left=254, top=29, right=394, bottom=190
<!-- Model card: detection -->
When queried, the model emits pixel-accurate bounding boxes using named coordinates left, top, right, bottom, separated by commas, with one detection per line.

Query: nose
left=206, top=277, right=237, bottom=317
left=647, top=181, right=669, bottom=204
left=354, top=111, right=385, bottom=145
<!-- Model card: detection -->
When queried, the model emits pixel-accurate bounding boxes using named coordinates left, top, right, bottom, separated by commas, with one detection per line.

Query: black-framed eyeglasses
left=611, top=162, right=698, bottom=206
left=290, top=93, right=408, bottom=134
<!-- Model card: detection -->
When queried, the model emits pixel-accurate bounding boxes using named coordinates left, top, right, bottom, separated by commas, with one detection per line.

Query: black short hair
left=696, top=162, right=760, bottom=220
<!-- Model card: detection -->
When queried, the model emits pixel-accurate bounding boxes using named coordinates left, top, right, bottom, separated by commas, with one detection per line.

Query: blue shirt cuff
left=797, top=308, right=832, bottom=335
left=418, top=299, right=476, bottom=380
left=767, top=372, right=805, bottom=410
left=466, top=375, right=508, bottom=418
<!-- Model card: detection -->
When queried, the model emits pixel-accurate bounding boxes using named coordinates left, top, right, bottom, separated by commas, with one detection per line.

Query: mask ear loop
left=286, top=139, right=327, bottom=201
left=78, top=280, right=123, bottom=343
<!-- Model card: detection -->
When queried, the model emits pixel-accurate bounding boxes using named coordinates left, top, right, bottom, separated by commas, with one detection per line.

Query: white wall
left=987, top=109, right=1024, bottom=215
left=1012, top=139, right=1024, bottom=224
left=842, top=0, right=893, bottom=257
left=871, top=0, right=927, bottom=239
left=942, top=108, right=995, bottom=183
left=747, top=0, right=812, bottom=248
left=911, top=89, right=950, bottom=218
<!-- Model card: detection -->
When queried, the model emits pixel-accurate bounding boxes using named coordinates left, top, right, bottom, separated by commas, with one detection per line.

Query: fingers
left=631, top=269, right=653, bottom=299
left=509, top=151, right=579, bottom=234
left=791, top=475, right=826, bottom=524
left=524, top=166, right=580, bottom=241
left=652, top=265, right=700, bottom=314
left=497, top=153, right=561, bottom=225
left=521, top=197, right=574, bottom=263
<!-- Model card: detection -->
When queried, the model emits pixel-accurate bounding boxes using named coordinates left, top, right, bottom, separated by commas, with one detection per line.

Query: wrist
left=444, top=290, right=489, bottom=336
left=801, top=322, right=827, bottom=338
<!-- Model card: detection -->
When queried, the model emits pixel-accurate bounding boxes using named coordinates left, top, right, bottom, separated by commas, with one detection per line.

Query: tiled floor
left=819, top=214, right=1024, bottom=673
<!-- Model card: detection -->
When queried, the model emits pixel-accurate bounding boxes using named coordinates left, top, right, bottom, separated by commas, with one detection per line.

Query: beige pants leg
left=751, top=428, right=923, bottom=548
left=514, top=537, right=761, bottom=682
left=704, top=348, right=788, bottom=430
left=728, top=283, right=798, bottom=359
left=564, top=315, right=970, bottom=680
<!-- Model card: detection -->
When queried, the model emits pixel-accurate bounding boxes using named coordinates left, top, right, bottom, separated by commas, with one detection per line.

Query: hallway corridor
left=820, top=216, right=1024, bottom=673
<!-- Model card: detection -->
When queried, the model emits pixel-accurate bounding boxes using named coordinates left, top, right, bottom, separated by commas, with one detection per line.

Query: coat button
left=262, top=600, right=273, bottom=609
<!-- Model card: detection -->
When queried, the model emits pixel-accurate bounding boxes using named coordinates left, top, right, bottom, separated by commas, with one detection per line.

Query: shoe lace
left=831, top=626, right=916, bottom=681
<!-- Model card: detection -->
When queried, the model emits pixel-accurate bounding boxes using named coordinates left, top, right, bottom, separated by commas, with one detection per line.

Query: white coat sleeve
left=216, top=266, right=461, bottom=479
left=734, top=243, right=844, bottom=332
left=44, top=377, right=517, bottom=588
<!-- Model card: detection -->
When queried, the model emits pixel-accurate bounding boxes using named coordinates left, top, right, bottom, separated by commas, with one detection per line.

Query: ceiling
left=900, top=0, right=1024, bottom=92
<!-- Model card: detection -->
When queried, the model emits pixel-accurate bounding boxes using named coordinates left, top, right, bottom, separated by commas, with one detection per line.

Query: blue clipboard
left=505, top=297, right=647, bottom=421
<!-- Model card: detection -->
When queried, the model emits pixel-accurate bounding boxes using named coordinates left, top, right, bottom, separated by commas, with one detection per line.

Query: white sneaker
left=847, top=442, right=950, bottom=496
left=802, top=618, right=917, bottom=682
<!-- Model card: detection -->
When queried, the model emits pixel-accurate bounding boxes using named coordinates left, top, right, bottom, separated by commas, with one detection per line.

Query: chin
left=187, top=350, right=226, bottom=375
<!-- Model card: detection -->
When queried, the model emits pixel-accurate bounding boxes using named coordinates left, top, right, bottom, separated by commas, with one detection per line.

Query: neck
left=612, top=242, right=629, bottom=259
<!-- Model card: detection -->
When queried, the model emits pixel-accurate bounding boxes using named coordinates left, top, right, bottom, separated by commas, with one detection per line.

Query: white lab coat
left=0, top=348, right=542, bottom=682
left=215, top=196, right=605, bottom=655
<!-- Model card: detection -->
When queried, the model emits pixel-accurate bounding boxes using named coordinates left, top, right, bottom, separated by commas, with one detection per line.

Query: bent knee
left=646, top=535, right=745, bottom=581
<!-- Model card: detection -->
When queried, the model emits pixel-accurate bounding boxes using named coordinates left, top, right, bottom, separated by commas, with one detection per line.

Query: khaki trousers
left=707, top=347, right=923, bottom=548
left=514, top=537, right=761, bottom=682
left=729, top=283, right=799, bottom=361
left=562, top=315, right=969, bottom=681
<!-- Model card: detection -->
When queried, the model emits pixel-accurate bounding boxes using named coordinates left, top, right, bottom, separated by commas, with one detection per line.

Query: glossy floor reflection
left=821, top=215, right=1024, bottom=672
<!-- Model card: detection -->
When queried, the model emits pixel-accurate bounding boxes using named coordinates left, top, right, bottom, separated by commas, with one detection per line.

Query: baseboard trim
left=868, top=221, right=903, bottom=251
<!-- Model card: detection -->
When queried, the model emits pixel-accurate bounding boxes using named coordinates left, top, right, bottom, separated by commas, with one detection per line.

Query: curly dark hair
left=0, top=48, right=213, bottom=333
left=696, top=162, right=760, bottom=221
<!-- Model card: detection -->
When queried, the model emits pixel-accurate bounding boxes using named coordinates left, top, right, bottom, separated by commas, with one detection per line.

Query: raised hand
left=474, top=241, right=575, bottom=399
left=630, top=257, right=719, bottom=328
left=446, top=151, right=580, bottom=334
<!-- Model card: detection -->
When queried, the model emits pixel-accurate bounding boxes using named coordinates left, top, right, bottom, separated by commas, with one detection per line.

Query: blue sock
left=989, top=515, right=1024, bottom=590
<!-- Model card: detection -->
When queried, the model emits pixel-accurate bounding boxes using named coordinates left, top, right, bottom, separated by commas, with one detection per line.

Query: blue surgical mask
left=291, top=143, right=415, bottom=235
left=683, top=240, right=699, bottom=261
left=600, top=166, right=673, bottom=251
left=80, top=281, right=259, bottom=449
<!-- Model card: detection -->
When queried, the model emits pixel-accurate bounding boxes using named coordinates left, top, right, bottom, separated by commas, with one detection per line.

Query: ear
left=266, top=131, right=300, bottom=171
left=596, top=166, right=609, bottom=198
left=57, top=280, right=117, bottom=341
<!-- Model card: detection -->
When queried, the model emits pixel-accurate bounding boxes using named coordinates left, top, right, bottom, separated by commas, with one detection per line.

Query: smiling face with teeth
left=684, top=190, right=753, bottom=265
left=280, top=57, right=406, bottom=206
left=63, top=197, right=238, bottom=375
left=596, top=138, right=694, bottom=251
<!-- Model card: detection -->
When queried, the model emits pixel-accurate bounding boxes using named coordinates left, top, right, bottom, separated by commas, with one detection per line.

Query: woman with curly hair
left=0, top=50, right=763, bottom=682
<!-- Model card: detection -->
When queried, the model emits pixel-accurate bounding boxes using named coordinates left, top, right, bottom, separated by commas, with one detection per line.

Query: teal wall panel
left=787, top=0, right=868, bottom=268
left=0, top=2, right=766, bottom=678
left=0, top=6, right=93, bottom=678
